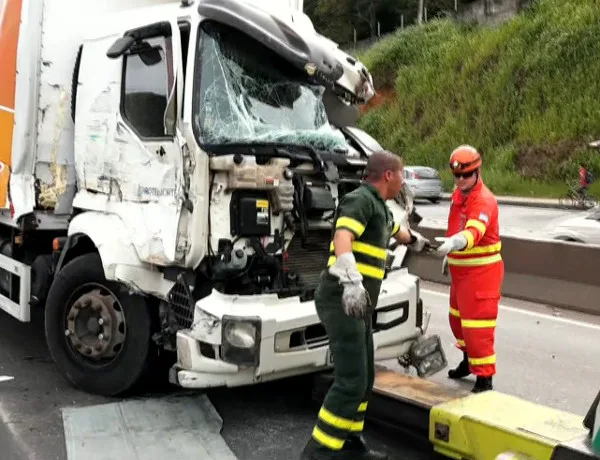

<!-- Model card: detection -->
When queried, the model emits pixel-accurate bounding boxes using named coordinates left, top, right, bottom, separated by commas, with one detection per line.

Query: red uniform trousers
left=448, top=259, right=504, bottom=377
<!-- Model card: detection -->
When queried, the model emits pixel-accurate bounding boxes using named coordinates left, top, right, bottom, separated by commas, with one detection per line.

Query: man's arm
left=436, top=197, right=495, bottom=256
left=333, top=229, right=354, bottom=256
left=391, top=220, right=429, bottom=251
left=329, top=192, right=373, bottom=318
left=460, top=198, right=495, bottom=250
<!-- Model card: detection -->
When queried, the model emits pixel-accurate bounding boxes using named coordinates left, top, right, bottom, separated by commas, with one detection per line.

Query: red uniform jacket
left=446, top=180, right=501, bottom=270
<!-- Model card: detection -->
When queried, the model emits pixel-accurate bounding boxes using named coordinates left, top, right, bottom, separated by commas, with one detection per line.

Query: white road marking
left=0, top=376, right=14, bottom=383
left=421, top=288, right=600, bottom=331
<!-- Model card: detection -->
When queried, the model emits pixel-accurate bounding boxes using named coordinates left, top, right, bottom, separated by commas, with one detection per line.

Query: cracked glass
left=193, top=21, right=348, bottom=152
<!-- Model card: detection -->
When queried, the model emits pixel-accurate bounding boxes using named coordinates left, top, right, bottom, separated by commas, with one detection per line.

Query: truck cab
left=1, top=0, right=444, bottom=396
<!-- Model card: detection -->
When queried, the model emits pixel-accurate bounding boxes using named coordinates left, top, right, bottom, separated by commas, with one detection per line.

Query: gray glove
left=328, top=252, right=371, bottom=319
left=435, top=233, right=468, bottom=256
left=442, top=256, right=448, bottom=276
left=407, top=230, right=429, bottom=252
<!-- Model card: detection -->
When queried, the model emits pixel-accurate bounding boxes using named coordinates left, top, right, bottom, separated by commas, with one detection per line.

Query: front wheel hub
left=65, top=288, right=126, bottom=361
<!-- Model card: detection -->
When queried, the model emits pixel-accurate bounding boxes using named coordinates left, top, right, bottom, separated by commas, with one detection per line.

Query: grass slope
left=357, top=0, right=600, bottom=197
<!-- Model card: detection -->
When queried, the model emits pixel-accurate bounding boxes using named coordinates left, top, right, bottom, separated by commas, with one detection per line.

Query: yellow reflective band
left=358, top=402, right=368, bottom=412
left=312, top=426, right=344, bottom=450
left=457, top=339, right=466, bottom=347
left=392, top=221, right=400, bottom=235
left=350, top=420, right=364, bottom=432
left=447, top=254, right=502, bottom=266
left=469, top=354, right=496, bottom=365
left=453, top=241, right=501, bottom=255
left=329, top=241, right=387, bottom=261
left=461, top=319, right=496, bottom=328
left=327, top=256, right=385, bottom=280
left=318, top=407, right=355, bottom=430
left=336, top=217, right=365, bottom=237
left=466, top=219, right=487, bottom=235
left=449, top=307, right=460, bottom=317
left=460, top=230, right=475, bottom=249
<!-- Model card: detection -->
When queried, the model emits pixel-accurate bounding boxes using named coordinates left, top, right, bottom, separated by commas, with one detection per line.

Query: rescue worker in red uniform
left=435, top=145, right=504, bottom=393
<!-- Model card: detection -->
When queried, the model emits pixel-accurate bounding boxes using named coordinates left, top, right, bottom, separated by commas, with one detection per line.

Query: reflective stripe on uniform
left=449, top=307, right=460, bottom=317
left=461, top=319, right=496, bottom=328
left=318, top=407, right=363, bottom=432
left=312, top=426, right=345, bottom=450
left=330, top=241, right=387, bottom=261
left=457, top=339, right=466, bottom=347
left=327, top=256, right=385, bottom=280
left=466, top=219, right=487, bottom=235
left=358, top=401, right=367, bottom=412
left=453, top=242, right=501, bottom=255
left=392, top=221, right=400, bottom=235
left=448, top=253, right=502, bottom=266
left=336, top=217, right=365, bottom=237
left=469, top=354, right=496, bottom=365
left=460, top=230, right=475, bottom=249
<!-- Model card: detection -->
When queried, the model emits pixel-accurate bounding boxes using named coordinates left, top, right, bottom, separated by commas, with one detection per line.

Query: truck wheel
left=45, top=253, right=154, bottom=396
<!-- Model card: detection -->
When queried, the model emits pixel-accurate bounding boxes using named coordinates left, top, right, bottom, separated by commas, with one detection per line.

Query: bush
left=356, top=0, right=600, bottom=196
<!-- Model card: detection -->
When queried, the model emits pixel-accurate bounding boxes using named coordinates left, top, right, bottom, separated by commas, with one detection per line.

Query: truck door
left=75, top=19, right=187, bottom=265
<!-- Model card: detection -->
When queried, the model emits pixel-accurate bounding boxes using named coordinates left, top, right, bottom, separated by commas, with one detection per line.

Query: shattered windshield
left=192, top=21, right=348, bottom=152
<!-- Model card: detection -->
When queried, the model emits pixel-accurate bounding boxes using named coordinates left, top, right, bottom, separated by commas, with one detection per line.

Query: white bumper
left=171, top=268, right=427, bottom=389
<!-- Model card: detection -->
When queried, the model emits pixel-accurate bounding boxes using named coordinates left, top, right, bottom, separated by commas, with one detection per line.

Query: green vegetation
left=356, top=0, right=600, bottom=197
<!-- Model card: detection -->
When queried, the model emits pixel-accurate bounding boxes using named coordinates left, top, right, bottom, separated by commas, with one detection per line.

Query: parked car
left=403, top=166, right=443, bottom=203
left=339, top=127, right=443, bottom=203
left=543, top=208, right=600, bottom=245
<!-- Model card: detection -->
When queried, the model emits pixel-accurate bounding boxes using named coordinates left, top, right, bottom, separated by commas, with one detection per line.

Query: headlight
left=224, top=321, right=257, bottom=348
left=221, top=315, right=262, bottom=367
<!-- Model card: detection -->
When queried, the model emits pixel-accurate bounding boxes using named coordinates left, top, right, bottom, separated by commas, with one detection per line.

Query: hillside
left=356, top=0, right=600, bottom=197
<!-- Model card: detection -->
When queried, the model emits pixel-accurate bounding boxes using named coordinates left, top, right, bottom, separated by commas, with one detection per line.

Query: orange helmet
left=449, top=145, right=482, bottom=174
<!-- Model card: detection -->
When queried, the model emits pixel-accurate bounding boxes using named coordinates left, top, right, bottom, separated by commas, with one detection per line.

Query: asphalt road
left=0, top=307, right=430, bottom=460
left=415, top=200, right=580, bottom=239
left=1, top=282, right=598, bottom=459
left=413, top=282, right=600, bottom=416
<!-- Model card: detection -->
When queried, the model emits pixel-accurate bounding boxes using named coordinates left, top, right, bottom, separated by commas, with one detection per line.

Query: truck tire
left=45, top=252, right=154, bottom=396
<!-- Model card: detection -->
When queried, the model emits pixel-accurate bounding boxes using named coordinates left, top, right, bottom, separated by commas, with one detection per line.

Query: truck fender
left=59, top=212, right=174, bottom=298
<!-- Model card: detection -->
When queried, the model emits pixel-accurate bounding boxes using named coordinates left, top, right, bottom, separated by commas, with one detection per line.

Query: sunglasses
left=453, top=171, right=475, bottom=179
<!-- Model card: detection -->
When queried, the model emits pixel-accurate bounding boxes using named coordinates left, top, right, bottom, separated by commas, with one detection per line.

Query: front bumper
left=170, top=269, right=432, bottom=389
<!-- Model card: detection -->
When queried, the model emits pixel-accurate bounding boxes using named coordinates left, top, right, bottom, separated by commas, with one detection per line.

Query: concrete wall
left=458, top=0, right=532, bottom=25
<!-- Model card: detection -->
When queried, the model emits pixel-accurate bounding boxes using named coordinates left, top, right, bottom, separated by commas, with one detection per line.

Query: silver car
left=543, top=208, right=600, bottom=245
left=403, top=166, right=443, bottom=203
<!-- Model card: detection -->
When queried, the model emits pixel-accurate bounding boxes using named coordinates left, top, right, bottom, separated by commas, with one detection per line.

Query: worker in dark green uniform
left=301, top=150, right=430, bottom=460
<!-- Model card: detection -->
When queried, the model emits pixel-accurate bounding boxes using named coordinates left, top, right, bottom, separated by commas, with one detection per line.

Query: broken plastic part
left=193, top=22, right=348, bottom=153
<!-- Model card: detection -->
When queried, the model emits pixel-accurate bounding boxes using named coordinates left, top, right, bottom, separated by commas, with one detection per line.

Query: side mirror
left=107, top=36, right=135, bottom=59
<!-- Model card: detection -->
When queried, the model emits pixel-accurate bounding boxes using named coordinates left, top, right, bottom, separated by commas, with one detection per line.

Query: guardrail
left=406, top=226, right=600, bottom=316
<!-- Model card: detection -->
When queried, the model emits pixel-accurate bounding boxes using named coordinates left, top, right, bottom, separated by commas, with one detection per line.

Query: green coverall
left=309, top=182, right=399, bottom=452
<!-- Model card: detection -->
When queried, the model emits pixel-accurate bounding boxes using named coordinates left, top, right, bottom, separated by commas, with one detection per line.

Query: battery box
left=230, top=191, right=271, bottom=237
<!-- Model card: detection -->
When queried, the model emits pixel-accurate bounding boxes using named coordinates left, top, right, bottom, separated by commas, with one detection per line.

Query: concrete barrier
left=407, top=226, right=600, bottom=316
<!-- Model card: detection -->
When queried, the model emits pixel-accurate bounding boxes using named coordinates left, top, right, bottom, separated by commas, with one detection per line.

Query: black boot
left=300, top=438, right=346, bottom=460
left=448, top=351, right=471, bottom=379
left=344, top=435, right=389, bottom=460
left=472, top=376, right=493, bottom=393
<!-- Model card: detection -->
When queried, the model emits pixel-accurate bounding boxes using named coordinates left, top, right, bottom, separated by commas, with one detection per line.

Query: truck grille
left=284, top=228, right=331, bottom=293
left=167, top=275, right=195, bottom=330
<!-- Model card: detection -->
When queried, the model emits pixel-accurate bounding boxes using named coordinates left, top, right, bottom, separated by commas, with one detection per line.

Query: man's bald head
left=363, top=150, right=404, bottom=200
left=364, top=150, right=403, bottom=182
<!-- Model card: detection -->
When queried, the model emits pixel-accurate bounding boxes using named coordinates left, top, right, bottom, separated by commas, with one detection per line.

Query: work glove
left=441, top=256, right=449, bottom=276
left=328, top=252, right=372, bottom=319
left=435, top=232, right=468, bottom=257
left=406, top=230, right=430, bottom=252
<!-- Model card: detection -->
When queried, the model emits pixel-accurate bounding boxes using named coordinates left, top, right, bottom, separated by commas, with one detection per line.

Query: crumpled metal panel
left=62, top=394, right=238, bottom=460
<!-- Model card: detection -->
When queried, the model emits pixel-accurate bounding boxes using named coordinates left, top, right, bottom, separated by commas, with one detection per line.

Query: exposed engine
left=198, top=149, right=362, bottom=302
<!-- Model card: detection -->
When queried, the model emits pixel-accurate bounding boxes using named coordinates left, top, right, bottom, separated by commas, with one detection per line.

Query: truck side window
left=122, top=36, right=172, bottom=139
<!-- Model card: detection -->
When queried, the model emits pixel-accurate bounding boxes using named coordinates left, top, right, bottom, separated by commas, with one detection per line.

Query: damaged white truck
left=0, top=0, right=445, bottom=396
